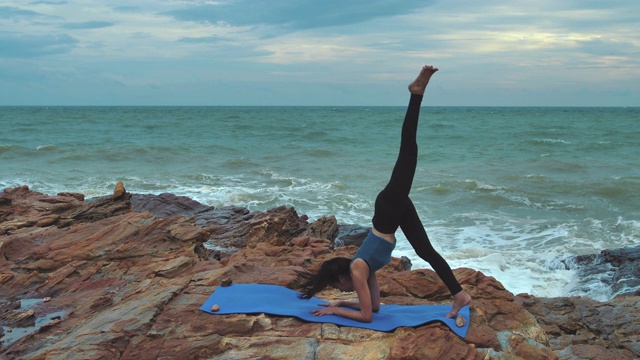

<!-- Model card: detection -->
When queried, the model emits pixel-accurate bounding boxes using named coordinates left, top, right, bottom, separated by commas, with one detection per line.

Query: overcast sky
left=1, top=0, right=639, bottom=106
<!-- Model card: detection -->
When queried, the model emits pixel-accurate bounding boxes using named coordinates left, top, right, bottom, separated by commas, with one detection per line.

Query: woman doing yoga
left=296, top=65, right=472, bottom=323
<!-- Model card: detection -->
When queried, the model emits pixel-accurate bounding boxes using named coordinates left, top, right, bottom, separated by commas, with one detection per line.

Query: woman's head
left=296, top=257, right=352, bottom=299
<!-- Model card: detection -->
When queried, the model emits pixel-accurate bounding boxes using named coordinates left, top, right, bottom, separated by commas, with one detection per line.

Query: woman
left=297, top=65, right=472, bottom=323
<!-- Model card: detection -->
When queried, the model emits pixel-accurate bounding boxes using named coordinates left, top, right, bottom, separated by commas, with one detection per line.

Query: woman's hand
left=312, top=301, right=342, bottom=316
left=311, top=307, right=338, bottom=316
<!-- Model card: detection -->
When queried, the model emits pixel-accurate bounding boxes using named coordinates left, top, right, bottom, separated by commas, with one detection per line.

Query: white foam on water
left=35, top=144, right=56, bottom=151
left=390, top=213, right=584, bottom=298
left=533, top=138, right=572, bottom=145
left=615, top=217, right=640, bottom=244
left=395, top=241, right=575, bottom=297
left=107, top=172, right=375, bottom=227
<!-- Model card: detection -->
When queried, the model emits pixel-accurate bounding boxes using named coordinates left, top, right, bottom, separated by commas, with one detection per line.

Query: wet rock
left=515, top=293, right=640, bottom=359
left=131, top=192, right=213, bottom=219
left=334, top=224, right=369, bottom=248
left=200, top=207, right=254, bottom=249
left=398, top=256, right=412, bottom=271
left=564, top=246, right=640, bottom=298
left=1, top=309, right=35, bottom=328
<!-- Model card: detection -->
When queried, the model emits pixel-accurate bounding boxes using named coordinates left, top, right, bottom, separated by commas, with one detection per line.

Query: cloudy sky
left=1, top=0, right=639, bottom=106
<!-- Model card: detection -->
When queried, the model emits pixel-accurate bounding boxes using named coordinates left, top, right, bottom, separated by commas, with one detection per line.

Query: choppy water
left=1, top=105, right=639, bottom=300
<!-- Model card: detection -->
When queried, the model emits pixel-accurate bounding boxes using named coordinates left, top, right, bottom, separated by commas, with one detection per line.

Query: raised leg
left=372, top=66, right=438, bottom=234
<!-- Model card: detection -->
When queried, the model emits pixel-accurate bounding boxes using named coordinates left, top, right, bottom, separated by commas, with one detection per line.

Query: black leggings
left=372, top=93, right=463, bottom=295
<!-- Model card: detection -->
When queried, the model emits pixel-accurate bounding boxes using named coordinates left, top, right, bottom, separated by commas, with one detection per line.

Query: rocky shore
left=1, top=184, right=638, bottom=359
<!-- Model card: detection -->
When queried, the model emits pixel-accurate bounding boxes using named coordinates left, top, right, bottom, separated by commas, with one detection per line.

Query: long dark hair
left=296, top=257, right=351, bottom=299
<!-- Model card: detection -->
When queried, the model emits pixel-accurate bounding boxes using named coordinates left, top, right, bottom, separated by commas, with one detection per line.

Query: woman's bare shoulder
left=350, top=258, right=370, bottom=278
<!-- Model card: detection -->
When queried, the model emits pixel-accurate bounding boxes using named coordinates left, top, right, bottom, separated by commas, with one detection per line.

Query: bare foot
left=408, top=65, right=438, bottom=95
left=445, top=290, right=471, bottom=318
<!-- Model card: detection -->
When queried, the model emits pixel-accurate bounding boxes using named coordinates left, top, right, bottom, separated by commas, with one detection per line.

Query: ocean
left=1, top=106, right=639, bottom=301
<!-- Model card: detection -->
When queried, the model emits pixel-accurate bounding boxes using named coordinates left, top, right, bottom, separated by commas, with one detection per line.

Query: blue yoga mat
left=199, top=284, right=469, bottom=338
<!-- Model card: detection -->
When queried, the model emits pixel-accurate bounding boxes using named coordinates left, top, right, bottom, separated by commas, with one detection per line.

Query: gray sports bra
left=352, top=230, right=396, bottom=276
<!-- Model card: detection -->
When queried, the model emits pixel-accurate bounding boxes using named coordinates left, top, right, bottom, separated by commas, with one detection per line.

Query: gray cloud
left=166, top=0, right=436, bottom=32
left=113, top=6, right=140, bottom=13
left=28, top=1, right=68, bottom=5
left=0, top=5, right=42, bottom=19
left=577, top=39, right=639, bottom=57
left=178, top=36, right=227, bottom=44
left=61, top=21, right=114, bottom=29
left=0, top=32, right=77, bottom=58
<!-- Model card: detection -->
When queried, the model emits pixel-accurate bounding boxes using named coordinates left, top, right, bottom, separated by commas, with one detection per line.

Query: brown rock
left=155, top=256, right=196, bottom=278
left=113, top=181, right=126, bottom=200
left=245, top=206, right=308, bottom=247
left=57, top=192, right=85, bottom=201
left=305, top=215, right=339, bottom=241
left=388, top=326, right=476, bottom=359
left=2, top=309, right=35, bottom=327
left=1, top=186, right=638, bottom=360
left=289, top=236, right=310, bottom=247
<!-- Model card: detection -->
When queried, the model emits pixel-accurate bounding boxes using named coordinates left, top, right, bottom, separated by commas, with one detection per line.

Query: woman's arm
left=326, top=274, right=380, bottom=312
left=311, top=259, right=374, bottom=322
left=367, top=273, right=381, bottom=313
